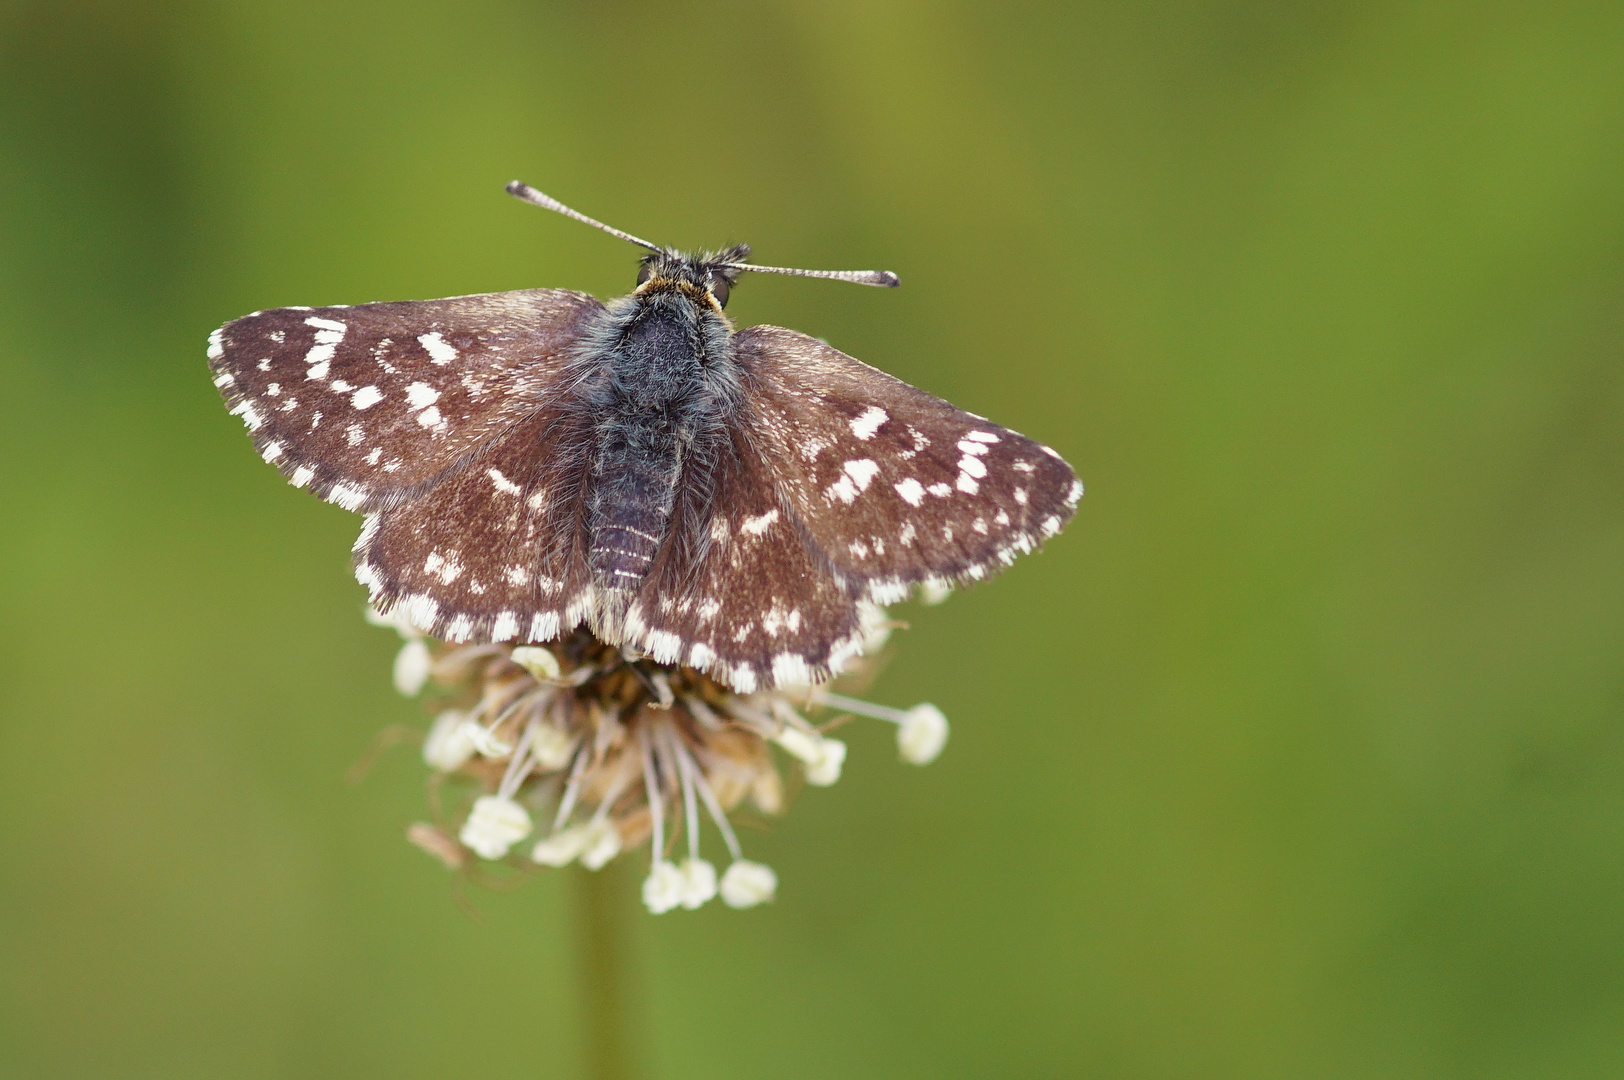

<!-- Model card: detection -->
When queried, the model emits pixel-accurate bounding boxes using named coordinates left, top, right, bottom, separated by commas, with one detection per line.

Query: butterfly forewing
left=733, top=326, right=1082, bottom=603
left=208, top=289, right=602, bottom=510
left=353, top=405, right=597, bottom=643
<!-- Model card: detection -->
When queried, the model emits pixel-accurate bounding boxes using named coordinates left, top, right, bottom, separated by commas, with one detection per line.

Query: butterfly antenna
left=723, top=262, right=900, bottom=288
left=506, top=181, right=663, bottom=253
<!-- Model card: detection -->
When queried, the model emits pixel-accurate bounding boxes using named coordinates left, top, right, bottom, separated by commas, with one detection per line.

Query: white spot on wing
left=230, top=400, right=264, bottom=431
left=290, top=465, right=315, bottom=489
left=207, top=329, right=224, bottom=360
left=418, top=332, right=458, bottom=364
left=740, top=510, right=778, bottom=536
left=826, top=458, right=880, bottom=503
left=405, top=382, right=440, bottom=409
left=351, top=385, right=384, bottom=410
left=850, top=406, right=888, bottom=440
left=491, top=612, right=520, bottom=641
left=304, top=345, right=335, bottom=379
left=424, top=551, right=465, bottom=584
left=354, top=512, right=381, bottom=552
left=645, top=630, right=682, bottom=664
left=402, top=594, right=440, bottom=632
left=894, top=478, right=925, bottom=506
left=415, top=405, right=443, bottom=428
left=328, top=483, right=368, bottom=511
left=772, top=652, right=815, bottom=688
left=488, top=468, right=522, bottom=495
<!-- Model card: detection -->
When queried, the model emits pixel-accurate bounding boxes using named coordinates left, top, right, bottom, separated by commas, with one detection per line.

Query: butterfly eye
left=636, top=263, right=652, bottom=286
left=709, top=276, right=730, bottom=308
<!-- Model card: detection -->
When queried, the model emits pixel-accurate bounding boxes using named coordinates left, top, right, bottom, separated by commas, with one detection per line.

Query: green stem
left=571, top=861, right=642, bottom=1080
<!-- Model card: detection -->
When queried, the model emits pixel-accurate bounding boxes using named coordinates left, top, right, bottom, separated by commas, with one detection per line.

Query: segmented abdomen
left=588, top=433, right=680, bottom=591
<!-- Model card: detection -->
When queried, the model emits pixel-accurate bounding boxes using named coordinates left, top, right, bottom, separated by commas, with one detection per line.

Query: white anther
left=805, top=738, right=846, bottom=785
left=772, top=727, right=847, bottom=786
left=897, top=703, right=949, bottom=765
left=527, top=723, right=575, bottom=771
left=459, top=795, right=532, bottom=859
left=531, top=825, right=589, bottom=867
left=720, top=861, right=778, bottom=908
left=509, top=645, right=561, bottom=681
left=919, top=580, right=953, bottom=606
left=771, top=725, right=822, bottom=763
left=578, top=819, right=623, bottom=870
left=678, top=858, right=718, bottom=909
left=466, top=724, right=514, bottom=759
left=393, top=639, right=432, bottom=696
left=422, top=709, right=477, bottom=771
left=642, top=861, right=685, bottom=914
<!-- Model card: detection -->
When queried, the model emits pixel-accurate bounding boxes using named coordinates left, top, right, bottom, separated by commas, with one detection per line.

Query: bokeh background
left=3, top=1, right=1623, bottom=1077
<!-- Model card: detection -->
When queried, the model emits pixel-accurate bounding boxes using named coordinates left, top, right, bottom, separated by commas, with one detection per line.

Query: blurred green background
left=3, top=1, right=1623, bottom=1077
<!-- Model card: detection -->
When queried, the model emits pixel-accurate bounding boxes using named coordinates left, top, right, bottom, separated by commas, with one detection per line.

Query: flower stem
left=571, top=861, right=643, bottom=1080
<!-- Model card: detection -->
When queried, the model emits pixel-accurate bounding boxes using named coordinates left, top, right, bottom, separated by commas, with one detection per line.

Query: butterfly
left=208, top=182, right=1081, bottom=692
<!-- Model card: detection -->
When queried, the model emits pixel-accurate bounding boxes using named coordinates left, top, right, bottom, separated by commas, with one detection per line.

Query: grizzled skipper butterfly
left=209, top=183, right=1080, bottom=692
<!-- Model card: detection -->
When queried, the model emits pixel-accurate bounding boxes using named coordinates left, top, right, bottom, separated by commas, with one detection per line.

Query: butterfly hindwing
left=353, top=405, right=598, bottom=643
left=208, top=289, right=603, bottom=511
left=732, top=326, right=1081, bottom=604
left=622, top=428, right=865, bottom=692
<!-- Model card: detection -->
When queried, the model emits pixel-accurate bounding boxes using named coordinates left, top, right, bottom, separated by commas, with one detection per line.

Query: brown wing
left=353, top=406, right=597, bottom=644
left=732, top=326, right=1081, bottom=605
left=208, top=289, right=603, bottom=511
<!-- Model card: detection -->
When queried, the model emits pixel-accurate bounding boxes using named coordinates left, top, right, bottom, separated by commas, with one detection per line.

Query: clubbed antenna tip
left=725, top=263, right=900, bottom=288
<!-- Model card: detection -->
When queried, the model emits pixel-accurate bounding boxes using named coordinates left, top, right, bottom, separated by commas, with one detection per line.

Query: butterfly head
left=635, top=246, right=750, bottom=311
